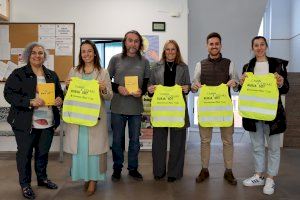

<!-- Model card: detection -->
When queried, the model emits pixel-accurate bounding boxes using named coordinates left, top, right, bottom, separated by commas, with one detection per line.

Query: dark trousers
left=111, top=113, right=141, bottom=171
left=14, top=127, right=54, bottom=188
left=152, top=127, right=187, bottom=179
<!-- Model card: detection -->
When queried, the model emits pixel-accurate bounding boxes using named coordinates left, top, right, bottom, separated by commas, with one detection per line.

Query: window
left=258, top=17, right=264, bottom=36
left=81, top=38, right=123, bottom=68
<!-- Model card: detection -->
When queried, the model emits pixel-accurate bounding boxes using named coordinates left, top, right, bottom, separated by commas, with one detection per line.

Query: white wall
left=0, top=0, right=188, bottom=107
left=188, top=0, right=268, bottom=76
left=289, top=0, right=300, bottom=72
left=187, top=0, right=268, bottom=128
left=266, top=0, right=300, bottom=72
left=10, top=0, right=188, bottom=64
left=267, top=0, right=290, bottom=61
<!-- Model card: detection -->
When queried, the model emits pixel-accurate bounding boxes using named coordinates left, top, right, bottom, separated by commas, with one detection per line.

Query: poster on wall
left=142, top=35, right=159, bottom=65
left=138, top=35, right=159, bottom=150
left=140, top=95, right=153, bottom=150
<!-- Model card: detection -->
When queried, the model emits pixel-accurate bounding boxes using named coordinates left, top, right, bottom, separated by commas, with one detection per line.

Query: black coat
left=241, top=57, right=289, bottom=135
left=4, top=64, right=64, bottom=133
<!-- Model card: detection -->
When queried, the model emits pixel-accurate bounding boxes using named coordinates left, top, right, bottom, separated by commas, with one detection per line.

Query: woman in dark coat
left=4, top=42, right=63, bottom=199
left=240, top=36, right=289, bottom=195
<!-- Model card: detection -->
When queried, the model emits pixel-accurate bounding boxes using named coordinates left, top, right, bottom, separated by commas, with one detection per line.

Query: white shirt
left=254, top=61, right=269, bottom=75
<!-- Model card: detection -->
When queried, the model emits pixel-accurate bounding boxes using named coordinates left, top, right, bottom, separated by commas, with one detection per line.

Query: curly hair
left=22, top=42, right=48, bottom=64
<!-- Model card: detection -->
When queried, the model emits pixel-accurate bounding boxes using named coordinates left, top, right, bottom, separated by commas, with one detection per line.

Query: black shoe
left=196, top=168, right=209, bottom=183
left=37, top=179, right=58, bottom=189
left=167, top=177, right=176, bottom=182
left=128, top=169, right=143, bottom=181
left=224, top=169, right=237, bottom=185
left=154, top=172, right=166, bottom=181
left=111, top=170, right=121, bottom=182
left=22, top=186, right=35, bottom=199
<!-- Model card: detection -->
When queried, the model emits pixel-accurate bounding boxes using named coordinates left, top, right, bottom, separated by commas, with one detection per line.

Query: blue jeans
left=111, top=113, right=141, bottom=171
left=249, top=121, right=281, bottom=176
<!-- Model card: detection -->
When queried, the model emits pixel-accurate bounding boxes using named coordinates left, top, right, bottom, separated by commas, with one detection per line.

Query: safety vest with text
left=150, top=85, right=185, bottom=128
left=238, top=72, right=279, bottom=121
left=62, top=77, right=101, bottom=126
left=198, top=83, right=233, bottom=127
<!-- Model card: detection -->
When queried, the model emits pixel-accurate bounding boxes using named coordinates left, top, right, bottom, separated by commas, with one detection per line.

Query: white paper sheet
left=17, top=53, right=26, bottom=67
left=38, top=24, right=56, bottom=37
left=56, top=24, right=73, bottom=37
left=56, top=36, right=72, bottom=44
left=0, top=61, right=8, bottom=80
left=4, top=61, right=19, bottom=79
left=55, top=43, right=72, bottom=56
left=38, top=36, right=55, bottom=49
left=0, top=25, right=9, bottom=43
left=0, top=42, right=11, bottom=60
left=44, top=55, right=54, bottom=71
left=11, top=48, right=24, bottom=55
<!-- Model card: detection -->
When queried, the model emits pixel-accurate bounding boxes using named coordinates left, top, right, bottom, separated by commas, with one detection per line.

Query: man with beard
left=108, top=30, right=150, bottom=182
left=191, top=32, right=238, bottom=185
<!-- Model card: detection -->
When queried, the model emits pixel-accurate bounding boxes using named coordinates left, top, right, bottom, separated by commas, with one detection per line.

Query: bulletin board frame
left=0, top=22, right=75, bottom=82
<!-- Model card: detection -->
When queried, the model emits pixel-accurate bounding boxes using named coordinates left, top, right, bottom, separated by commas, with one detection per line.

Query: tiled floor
left=0, top=131, right=299, bottom=200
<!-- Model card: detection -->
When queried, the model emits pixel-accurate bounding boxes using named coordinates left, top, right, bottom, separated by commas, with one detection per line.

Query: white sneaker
left=263, top=178, right=275, bottom=195
left=243, top=174, right=265, bottom=186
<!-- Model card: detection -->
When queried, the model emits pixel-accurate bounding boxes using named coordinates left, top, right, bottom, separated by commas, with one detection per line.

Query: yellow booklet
left=125, top=76, right=138, bottom=93
left=38, top=83, right=55, bottom=106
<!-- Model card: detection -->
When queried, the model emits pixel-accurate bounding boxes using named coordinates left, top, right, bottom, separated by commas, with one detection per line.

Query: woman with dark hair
left=240, top=36, right=289, bottom=195
left=64, top=40, right=113, bottom=196
left=147, top=40, right=190, bottom=182
left=4, top=42, right=63, bottom=199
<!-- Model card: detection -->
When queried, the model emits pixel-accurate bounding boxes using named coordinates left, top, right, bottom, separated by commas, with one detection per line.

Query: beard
left=127, top=47, right=138, bottom=54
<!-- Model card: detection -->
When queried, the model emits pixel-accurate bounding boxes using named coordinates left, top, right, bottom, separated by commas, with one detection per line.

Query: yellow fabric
left=198, top=83, right=233, bottom=127
left=150, top=85, right=185, bottom=127
left=238, top=72, right=279, bottom=121
left=62, top=77, right=101, bottom=126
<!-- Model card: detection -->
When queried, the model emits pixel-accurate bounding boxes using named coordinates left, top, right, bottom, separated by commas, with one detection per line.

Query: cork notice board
left=0, top=23, right=75, bottom=81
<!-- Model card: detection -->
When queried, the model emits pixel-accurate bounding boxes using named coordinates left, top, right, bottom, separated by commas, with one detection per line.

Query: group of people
left=3, top=30, right=288, bottom=199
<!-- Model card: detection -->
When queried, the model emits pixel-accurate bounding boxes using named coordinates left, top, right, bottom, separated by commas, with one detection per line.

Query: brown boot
left=224, top=169, right=237, bottom=185
left=196, top=168, right=209, bottom=183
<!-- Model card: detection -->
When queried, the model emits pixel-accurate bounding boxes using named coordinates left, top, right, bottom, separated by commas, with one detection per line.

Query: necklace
left=83, top=66, right=95, bottom=74
left=166, top=62, right=175, bottom=72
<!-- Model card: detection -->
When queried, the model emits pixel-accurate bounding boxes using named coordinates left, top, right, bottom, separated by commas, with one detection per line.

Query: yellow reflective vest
left=239, top=72, right=279, bottom=121
left=198, top=83, right=233, bottom=127
left=62, top=77, right=101, bottom=126
left=150, top=85, right=185, bottom=127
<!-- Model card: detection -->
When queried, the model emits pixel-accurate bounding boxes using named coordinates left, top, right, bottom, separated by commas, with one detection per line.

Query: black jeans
left=14, top=127, right=54, bottom=188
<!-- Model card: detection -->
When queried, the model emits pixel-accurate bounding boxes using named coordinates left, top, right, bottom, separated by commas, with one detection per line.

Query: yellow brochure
left=38, top=83, right=55, bottom=106
left=125, top=76, right=138, bottom=93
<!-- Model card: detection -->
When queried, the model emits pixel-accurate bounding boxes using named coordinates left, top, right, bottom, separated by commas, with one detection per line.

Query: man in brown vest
left=191, top=32, right=238, bottom=185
